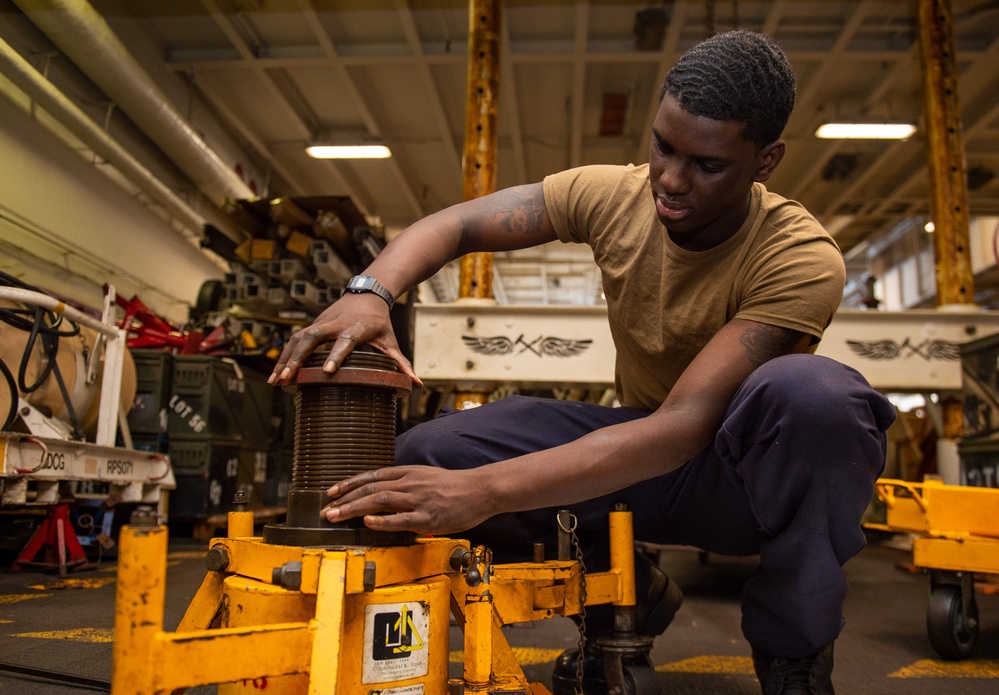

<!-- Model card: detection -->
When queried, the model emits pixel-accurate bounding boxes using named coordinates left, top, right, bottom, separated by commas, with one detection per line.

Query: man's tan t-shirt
left=543, top=163, right=846, bottom=411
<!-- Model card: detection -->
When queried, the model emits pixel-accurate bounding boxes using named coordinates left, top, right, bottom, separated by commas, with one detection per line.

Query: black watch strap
left=344, top=275, right=394, bottom=308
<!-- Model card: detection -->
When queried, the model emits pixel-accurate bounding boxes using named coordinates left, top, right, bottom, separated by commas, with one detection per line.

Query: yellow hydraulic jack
left=111, top=351, right=659, bottom=694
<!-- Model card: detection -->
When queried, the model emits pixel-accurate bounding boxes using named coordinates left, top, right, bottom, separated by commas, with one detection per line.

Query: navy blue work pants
left=395, top=354, right=896, bottom=658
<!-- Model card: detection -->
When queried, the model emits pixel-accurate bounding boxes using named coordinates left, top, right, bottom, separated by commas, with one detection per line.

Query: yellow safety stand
left=111, top=503, right=654, bottom=694
left=870, top=478, right=999, bottom=660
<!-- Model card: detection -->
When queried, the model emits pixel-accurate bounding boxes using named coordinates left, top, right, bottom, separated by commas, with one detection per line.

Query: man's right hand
left=267, top=183, right=555, bottom=387
left=267, top=292, right=422, bottom=386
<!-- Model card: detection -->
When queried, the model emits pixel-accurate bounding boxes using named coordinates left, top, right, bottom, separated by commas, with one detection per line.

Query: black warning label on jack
left=362, top=601, right=429, bottom=684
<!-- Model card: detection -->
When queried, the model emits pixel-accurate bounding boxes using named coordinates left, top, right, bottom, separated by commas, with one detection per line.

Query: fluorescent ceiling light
left=306, top=144, right=392, bottom=159
left=815, top=123, right=917, bottom=140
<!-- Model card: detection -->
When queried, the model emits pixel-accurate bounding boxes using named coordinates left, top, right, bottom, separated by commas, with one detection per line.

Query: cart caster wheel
left=622, top=663, right=659, bottom=695
left=927, top=585, right=978, bottom=660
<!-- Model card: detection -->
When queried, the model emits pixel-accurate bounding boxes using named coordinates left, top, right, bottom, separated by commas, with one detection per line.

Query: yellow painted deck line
left=168, top=551, right=208, bottom=559
left=656, top=655, right=755, bottom=675
left=26, top=577, right=117, bottom=591
left=96, top=556, right=189, bottom=573
left=447, top=651, right=759, bottom=674
left=0, top=619, right=12, bottom=624
left=889, top=659, right=999, bottom=678
left=444, top=652, right=999, bottom=679
left=12, top=627, right=114, bottom=643
left=449, top=647, right=564, bottom=665
left=510, top=647, right=565, bottom=665
left=0, top=593, right=52, bottom=604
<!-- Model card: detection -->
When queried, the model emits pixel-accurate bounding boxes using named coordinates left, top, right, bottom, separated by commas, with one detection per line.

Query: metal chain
left=558, top=512, right=588, bottom=695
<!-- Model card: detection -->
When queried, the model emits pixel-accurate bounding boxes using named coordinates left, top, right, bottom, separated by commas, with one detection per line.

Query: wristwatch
left=344, top=275, right=394, bottom=309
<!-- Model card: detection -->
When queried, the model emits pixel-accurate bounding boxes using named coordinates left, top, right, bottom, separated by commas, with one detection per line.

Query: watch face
left=346, top=276, right=392, bottom=307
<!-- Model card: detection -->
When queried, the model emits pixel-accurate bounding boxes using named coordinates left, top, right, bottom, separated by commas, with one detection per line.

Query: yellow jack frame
left=112, top=508, right=641, bottom=694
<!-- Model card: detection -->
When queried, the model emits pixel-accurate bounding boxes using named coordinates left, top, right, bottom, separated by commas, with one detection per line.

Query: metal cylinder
left=292, top=353, right=399, bottom=489
left=262, top=349, right=414, bottom=547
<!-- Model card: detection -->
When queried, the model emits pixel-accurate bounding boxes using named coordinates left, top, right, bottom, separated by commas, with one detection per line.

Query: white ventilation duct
left=13, top=0, right=255, bottom=210
left=0, top=34, right=244, bottom=248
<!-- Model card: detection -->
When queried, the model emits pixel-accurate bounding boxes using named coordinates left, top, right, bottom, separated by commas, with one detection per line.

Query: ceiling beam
left=760, top=0, right=787, bottom=35
left=788, top=46, right=919, bottom=214
left=786, top=54, right=916, bottom=205
left=824, top=32, right=999, bottom=222
left=199, top=0, right=373, bottom=214
left=393, top=0, right=463, bottom=188
left=876, top=33, right=999, bottom=205
left=296, top=0, right=424, bottom=220
left=499, top=14, right=527, bottom=184
left=784, top=1, right=869, bottom=200
left=568, top=3, right=588, bottom=169
left=792, top=1, right=872, bottom=119
left=881, top=98, right=999, bottom=214
left=167, top=47, right=952, bottom=72
left=632, top=1, right=688, bottom=165
left=188, top=73, right=311, bottom=197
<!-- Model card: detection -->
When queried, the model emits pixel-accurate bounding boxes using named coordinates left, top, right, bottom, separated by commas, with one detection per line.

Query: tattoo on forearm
left=739, top=324, right=796, bottom=365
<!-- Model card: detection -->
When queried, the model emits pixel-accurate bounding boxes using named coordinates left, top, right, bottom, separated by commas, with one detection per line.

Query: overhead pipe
left=14, top=0, right=255, bottom=218
left=0, top=35, right=241, bottom=249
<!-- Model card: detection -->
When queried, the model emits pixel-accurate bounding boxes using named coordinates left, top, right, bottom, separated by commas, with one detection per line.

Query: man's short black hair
left=660, top=30, right=796, bottom=147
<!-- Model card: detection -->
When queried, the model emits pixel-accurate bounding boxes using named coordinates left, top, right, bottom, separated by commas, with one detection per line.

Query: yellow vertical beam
left=458, top=0, right=500, bottom=301
left=455, top=0, right=501, bottom=409
left=309, top=552, right=348, bottom=695
left=941, top=393, right=965, bottom=441
left=463, top=590, right=493, bottom=687
left=112, top=523, right=168, bottom=693
left=228, top=509, right=255, bottom=538
left=918, top=0, right=975, bottom=308
left=919, top=0, right=974, bottom=443
left=608, top=510, right=636, bottom=607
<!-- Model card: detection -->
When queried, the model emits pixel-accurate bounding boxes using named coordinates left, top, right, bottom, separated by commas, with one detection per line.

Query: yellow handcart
left=869, top=478, right=999, bottom=660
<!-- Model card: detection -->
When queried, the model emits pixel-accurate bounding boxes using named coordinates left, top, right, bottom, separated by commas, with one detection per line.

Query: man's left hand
left=322, top=466, right=490, bottom=536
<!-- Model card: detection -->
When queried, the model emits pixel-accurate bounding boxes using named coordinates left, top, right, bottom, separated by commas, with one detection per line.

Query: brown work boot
left=635, top=553, right=683, bottom=637
left=753, top=644, right=835, bottom=694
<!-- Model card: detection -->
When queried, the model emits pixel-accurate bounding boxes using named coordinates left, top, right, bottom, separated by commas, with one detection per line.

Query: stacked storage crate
left=127, top=350, right=174, bottom=453
left=959, top=333, right=999, bottom=487
left=73, top=349, right=176, bottom=555
left=165, top=356, right=274, bottom=520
